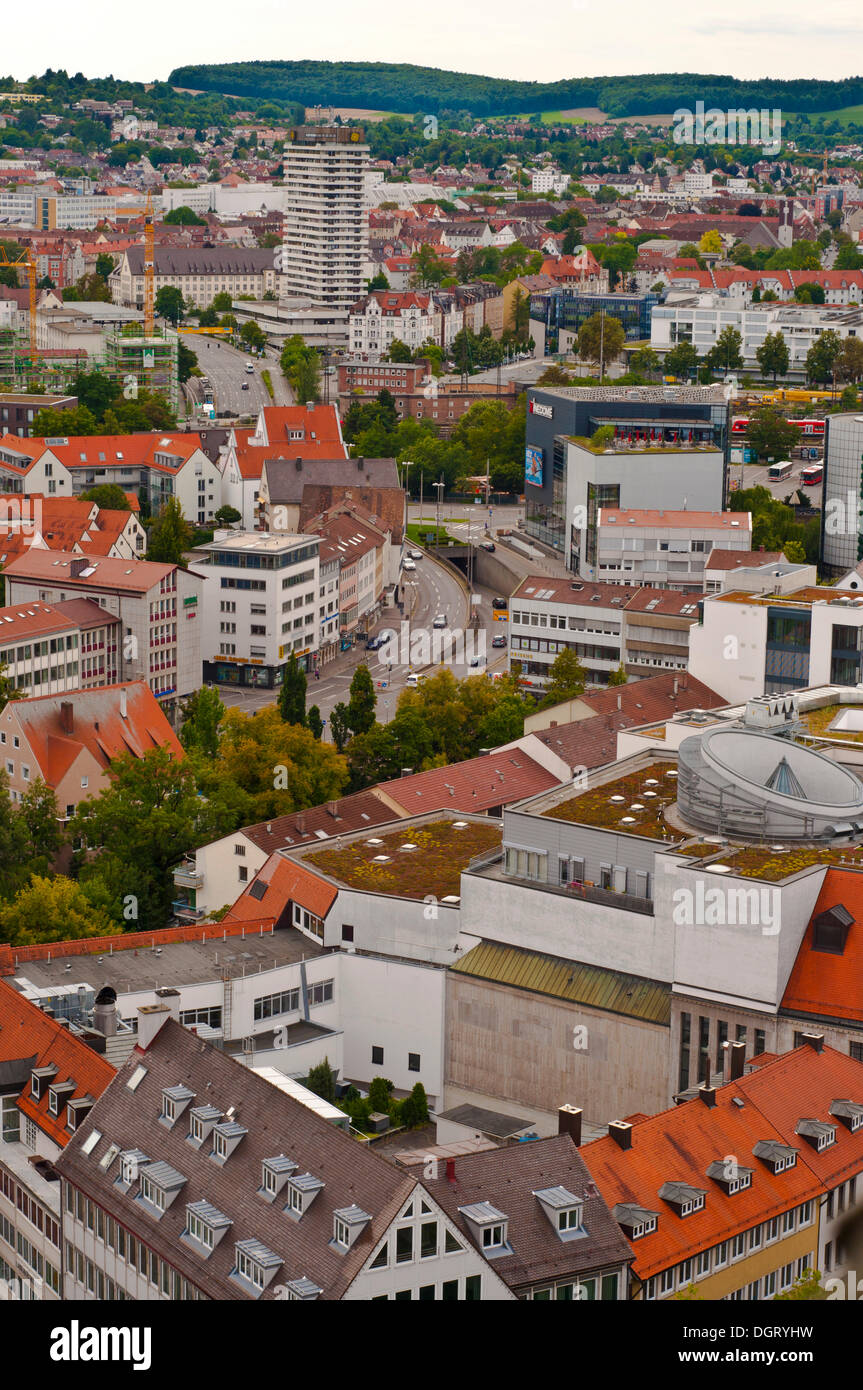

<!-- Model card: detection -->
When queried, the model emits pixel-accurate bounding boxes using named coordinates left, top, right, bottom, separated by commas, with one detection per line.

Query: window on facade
left=408, top=1053, right=420, bottom=1072
left=420, top=1222, right=437, bottom=1258
left=396, top=1227, right=413, bottom=1263
left=371, top=1046, right=384, bottom=1066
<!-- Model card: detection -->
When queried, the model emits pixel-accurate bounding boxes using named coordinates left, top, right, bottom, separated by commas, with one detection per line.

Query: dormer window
left=183, top=1199, right=232, bottom=1256
left=160, top=1085, right=195, bottom=1129
left=332, top=1205, right=372, bottom=1252
left=66, top=1097, right=93, bottom=1131
left=613, top=1203, right=659, bottom=1239
left=830, top=1100, right=863, bottom=1133
left=659, top=1182, right=706, bottom=1217
left=533, top=1186, right=586, bottom=1240
left=31, top=1065, right=58, bottom=1101
left=136, top=1161, right=187, bottom=1218
left=114, top=1150, right=150, bottom=1193
left=285, top=1172, right=325, bottom=1220
left=283, top=1276, right=323, bottom=1300
left=259, top=1155, right=297, bottom=1202
left=706, top=1160, right=753, bottom=1195
left=49, top=1080, right=76, bottom=1116
left=187, top=1105, right=221, bottom=1149
left=796, top=1119, right=837, bottom=1152
left=457, top=1201, right=511, bottom=1257
left=210, top=1120, right=248, bottom=1165
left=753, top=1141, right=798, bottom=1174
left=231, top=1239, right=282, bottom=1298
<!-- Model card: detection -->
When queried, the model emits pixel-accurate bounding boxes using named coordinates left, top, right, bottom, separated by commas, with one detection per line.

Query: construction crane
left=0, top=246, right=37, bottom=363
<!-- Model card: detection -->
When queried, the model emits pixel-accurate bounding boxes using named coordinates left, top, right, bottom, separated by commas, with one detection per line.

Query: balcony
left=174, top=862, right=203, bottom=891
left=172, top=900, right=204, bottom=921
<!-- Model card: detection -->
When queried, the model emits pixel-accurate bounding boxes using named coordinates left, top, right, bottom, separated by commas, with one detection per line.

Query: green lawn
left=406, top=522, right=457, bottom=546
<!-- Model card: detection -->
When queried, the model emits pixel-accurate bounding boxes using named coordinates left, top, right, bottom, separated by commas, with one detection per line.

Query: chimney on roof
left=699, top=1084, right=717, bottom=1108
left=558, top=1104, right=583, bottom=1146
left=155, top=987, right=181, bottom=1023
left=724, top=1039, right=746, bottom=1082
left=608, top=1120, right=632, bottom=1150
left=357, top=456, right=364, bottom=470
left=70, top=557, right=86, bottom=578
left=120, top=687, right=127, bottom=719
left=445, top=1158, right=456, bottom=1182
left=295, top=456, right=303, bottom=471
left=296, top=812, right=306, bottom=834
left=801, top=1031, right=824, bottom=1053
left=617, top=693, right=622, bottom=711
left=59, top=701, right=73, bottom=735
left=327, top=800, right=339, bottom=818
left=93, top=988, right=118, bottom=1038
left=136, top=1003, right=171, bottom=1050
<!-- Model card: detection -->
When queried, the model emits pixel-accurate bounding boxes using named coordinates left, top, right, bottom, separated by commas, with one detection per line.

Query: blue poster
left=525, top=445, right=543, bottom=486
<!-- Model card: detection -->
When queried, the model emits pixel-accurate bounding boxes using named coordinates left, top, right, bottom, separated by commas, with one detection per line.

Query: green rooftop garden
left=306, top=819, right=501, bottom=900
left=541, top=761, right=680, bottom=838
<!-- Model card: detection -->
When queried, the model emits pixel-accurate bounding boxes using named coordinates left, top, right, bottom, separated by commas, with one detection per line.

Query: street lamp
left=399, top=460, right=415, bottom=531
left=432, top=479, right=445, bottom=555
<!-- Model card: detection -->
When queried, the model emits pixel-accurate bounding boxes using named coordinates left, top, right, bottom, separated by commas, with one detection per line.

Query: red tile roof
left=4, top=682, right=182, bottom=788
left=782, top=869, right=863, bottom=1024
left=705, top=548, right=786, bottom=572
left=0, top=978, right=115, bottom=1148
left=583, top=1043, right=863, bottom=1281
left=378, top=748, right=561, bottom=815
left=4, top=549, right=177, bottom=593
left=223, top=852, right=338, bottom=925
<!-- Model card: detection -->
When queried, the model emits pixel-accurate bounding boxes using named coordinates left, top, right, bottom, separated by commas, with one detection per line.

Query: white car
left=403, top=558, right=416, bottom=571
left=433, top=614, right=447, bottom=629
left=409, top=549, right=423, bottom=561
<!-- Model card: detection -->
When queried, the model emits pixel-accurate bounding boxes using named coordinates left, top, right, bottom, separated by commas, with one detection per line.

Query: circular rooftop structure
left=677, top=727, right=863, bottom=842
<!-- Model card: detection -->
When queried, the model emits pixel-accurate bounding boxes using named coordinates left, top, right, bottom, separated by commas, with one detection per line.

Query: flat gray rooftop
left=437, top=1103, right=536, bottom=1139
left=12, top=926, right=322, bottom=996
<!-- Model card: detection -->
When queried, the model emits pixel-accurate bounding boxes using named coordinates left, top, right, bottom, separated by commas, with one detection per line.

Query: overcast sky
left=9, top=0, right=862, bottom=85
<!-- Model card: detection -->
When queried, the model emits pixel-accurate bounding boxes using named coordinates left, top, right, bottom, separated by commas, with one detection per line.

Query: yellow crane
left=0, top=245, right=37, bottom=363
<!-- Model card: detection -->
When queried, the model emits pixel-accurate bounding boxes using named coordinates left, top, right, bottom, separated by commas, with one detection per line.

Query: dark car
left=491, top=596, right=508, bottom=610
left=492, top=635, right=507, bottom=648
left=241, top=382, right=250, bottom=390
left=480, top=541, right=496, bottom=552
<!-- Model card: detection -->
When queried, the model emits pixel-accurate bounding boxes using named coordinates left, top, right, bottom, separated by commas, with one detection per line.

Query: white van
left=245, top=361, right=254, bottom=374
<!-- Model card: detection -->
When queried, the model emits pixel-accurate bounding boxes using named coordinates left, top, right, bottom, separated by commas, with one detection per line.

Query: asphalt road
left=181, top=332, right=294, bottom=419
left=731, top=459, right=823, bottom=508
left=218, top=550, right=510, bottom=735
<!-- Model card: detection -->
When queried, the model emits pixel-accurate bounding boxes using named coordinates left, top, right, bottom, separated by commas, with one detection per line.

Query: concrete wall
left=459, top=871, right=673, bottom=982
left=445, top=972, right=670, bottom=1127
left=339, top=952, right=446, bottom=1103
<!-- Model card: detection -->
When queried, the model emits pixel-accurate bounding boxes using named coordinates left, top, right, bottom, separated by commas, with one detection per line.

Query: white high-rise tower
left=281, top=125, right=369, bottom=309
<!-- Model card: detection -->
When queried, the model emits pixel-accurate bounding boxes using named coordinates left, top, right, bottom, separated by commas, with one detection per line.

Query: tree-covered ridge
left=166, top=61, right=863, bottom=118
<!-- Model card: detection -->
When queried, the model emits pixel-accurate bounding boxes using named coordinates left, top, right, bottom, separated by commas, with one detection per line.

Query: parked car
left=366, top=635, right=383, bottom=651
left=433, top=614, right=447, bottom=629
left=491, top=596, right=508, bottom=610
left=492, top=635, right=507, bottom=648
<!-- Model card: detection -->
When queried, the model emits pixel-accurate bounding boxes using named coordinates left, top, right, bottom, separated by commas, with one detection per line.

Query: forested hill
left=167, top=61, right=863, bottom=118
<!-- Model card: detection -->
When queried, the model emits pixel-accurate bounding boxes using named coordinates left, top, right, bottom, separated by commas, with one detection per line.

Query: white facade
left=593, top=509, right=753, bottom=590
left=508, top=589, right=626, bottom=686
left=196, top=529, right=321, bottom=674
left=687, top=589, right=863, bottom=702
left=349, top=294, right=436, bottom=355
left=281, top=132, right=369, bottom=309
left=652, top=299, right=863, bottom=369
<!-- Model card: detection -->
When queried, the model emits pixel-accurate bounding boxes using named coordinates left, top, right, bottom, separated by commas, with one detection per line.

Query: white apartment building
left=509, top=577, right=636, bottom=688
left=161, top=182, right=288, bottom=217
left=652, top=298, right=863, bottom=373
left=4, top=551, right=203, bottom=703
left=281, top=126, right=369, bottom=309
left=195, top=529, right=321, bottom=686
left=530, top=169, right=571, bottom=195
left=0, top=598, right=121, bottom=697
left=592, top=508, right=753, bottom=591
left=688, top=585, right=863, bottom=702
left=349, top=291, right=435, bottom=355
left=36, top=193, right=141, bottom=230
left=0, top=436, right=75, bottom=497
left=41, top=433, right=223, bottom=527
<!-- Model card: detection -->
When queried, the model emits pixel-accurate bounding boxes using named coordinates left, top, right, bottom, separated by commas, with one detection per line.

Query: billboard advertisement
left=525, top=445, right=543, bottom=487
